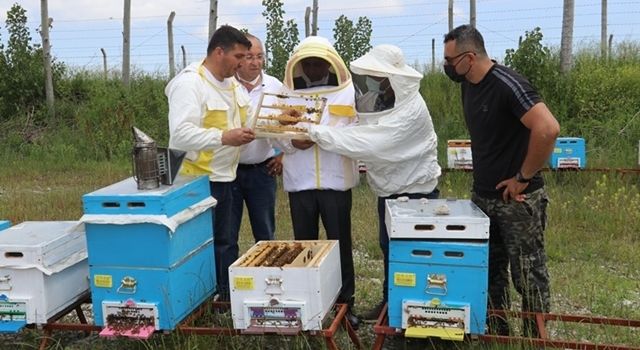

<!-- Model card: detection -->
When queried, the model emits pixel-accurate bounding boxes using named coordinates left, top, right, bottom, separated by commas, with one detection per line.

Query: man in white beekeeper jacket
left=307, top=44, right=441, bottom=320
left=280, top=36, right=361, bottom=329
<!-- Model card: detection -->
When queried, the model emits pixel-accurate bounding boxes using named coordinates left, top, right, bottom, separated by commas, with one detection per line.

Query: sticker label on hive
left=233, top=276, right=254, bottom=290
left=0, top=300, right=26, bottom=321
left=94, top=274, right=113, bottom=288
left=394, top=272, right=416, bottom=287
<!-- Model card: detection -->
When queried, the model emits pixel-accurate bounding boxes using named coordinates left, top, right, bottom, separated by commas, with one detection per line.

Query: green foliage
left=504, top=27, right=559, bottom=93
left=64, top=73, right=168, bottom=160
left=261, top=0, right=299, bottom=81
left=420, top=71, right=468, bottom=162
left=0, top=3, right=64, bottom=122
left=0, top=71, right=169, bottom=162
left=557, top=50, right=640, bottom=165
left=333, top=15, right=372, bottom=64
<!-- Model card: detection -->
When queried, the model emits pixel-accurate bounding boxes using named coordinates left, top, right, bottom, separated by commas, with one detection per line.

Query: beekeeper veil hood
left=284, top=36, right=352, bottom=94
left=350, top=44, right=423, bottom=114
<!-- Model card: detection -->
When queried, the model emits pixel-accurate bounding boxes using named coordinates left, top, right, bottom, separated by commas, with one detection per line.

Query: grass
left=1, top=157, right=640, bottom=349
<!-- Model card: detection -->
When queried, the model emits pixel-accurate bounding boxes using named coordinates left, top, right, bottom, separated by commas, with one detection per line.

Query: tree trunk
left=209, top=0, right=218, bottom=40
left=122, top=0, right=131, bottom=86
left=167, top=11, right=176, bottom=78
left=601, top=0, right=607, bottom=59
left=305, top=7, right=311, bottom=37
left=560, top=0, right=574, bottom=73
left=448, top=0, right=454, bottom=32
left=470, top=0, right=476, bottom=28
left=311, top=0, right=318, bottom=36
left=40, top=0, right=54, bottom=115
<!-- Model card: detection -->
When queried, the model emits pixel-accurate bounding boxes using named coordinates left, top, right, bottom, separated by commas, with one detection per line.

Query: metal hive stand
left=36, top=292, right=101, bottom=350
left=177, top=301, right=362, bottom=350
left=372, top=304, right=640, bottom=350
left=32, top=298, right=362, bottom=349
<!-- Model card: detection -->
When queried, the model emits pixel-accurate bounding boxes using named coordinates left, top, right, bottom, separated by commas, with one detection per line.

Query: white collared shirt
left=237, top=73, right=283, bottom=164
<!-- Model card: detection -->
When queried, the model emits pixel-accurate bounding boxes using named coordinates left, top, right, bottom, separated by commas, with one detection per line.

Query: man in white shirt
left=231, top=34, right=284, bottom=243
left=165, top=25, right=255, bottom=302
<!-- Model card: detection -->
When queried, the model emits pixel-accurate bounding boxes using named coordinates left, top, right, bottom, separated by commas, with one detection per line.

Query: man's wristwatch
left=515, top=171, right=532, bottom=183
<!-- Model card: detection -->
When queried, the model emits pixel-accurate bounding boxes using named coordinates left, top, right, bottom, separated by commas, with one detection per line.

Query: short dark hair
left=444, top=24, right=487, bottom=56
left=207, top=25, right=252, bottom=55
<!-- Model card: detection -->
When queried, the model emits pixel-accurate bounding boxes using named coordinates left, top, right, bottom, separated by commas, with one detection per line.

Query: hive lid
left=386, top=199, right=488, bottom=221
left=386, top=198, right=489, bottom=239
left=0, top=221, right=86, bottom=272
left=82, top=175, right=211, bottom=217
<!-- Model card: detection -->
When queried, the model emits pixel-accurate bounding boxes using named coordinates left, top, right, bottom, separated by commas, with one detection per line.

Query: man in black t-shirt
left=443, top=25, right=560, bottom=337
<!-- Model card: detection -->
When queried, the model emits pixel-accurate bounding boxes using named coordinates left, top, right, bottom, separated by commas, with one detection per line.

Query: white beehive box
left=386, top=198, right=489, bottom=240
left=447, top=139, right=473, bottom=169
left=229, top=240, right=341, bottom=333
left=0, top=221, right=89, bottom=332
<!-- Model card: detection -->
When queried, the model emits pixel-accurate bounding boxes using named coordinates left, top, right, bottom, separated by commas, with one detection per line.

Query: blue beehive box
left=82, top=176, right=213, bottom=268
left=0, top=221, right=10, bottom=231
left=549, top=137, right=586, bottom=169
left=81, top=175, right=217, bottom=333
left=90, top=240, right=215, bottom=331
left=386, top=198, right=489, bottom=341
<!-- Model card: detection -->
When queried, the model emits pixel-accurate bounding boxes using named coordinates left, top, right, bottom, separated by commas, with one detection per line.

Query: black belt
left=238, top=157, right=273, bottom=169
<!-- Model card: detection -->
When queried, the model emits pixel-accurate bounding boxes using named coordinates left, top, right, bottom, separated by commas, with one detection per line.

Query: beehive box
left=386, top=198, right=489, bottom=339
left=90, top=240, right=215, bottom=333
left=229, top=240, right=341, bottom=333
left=549, top=137, right=586, bottom=169
left=447, top=140, right=472, bottom=169
left=0, top=221, right=89, bottom=333
left=0, top=221, right=10, bottom=231
left=81, top=175, right=214, bottom=268
left=82, top=175, right=217, bottom=334
left=388, top=240, right=488, bottom=337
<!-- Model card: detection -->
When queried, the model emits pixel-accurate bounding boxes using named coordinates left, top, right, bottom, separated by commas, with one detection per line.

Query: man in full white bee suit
left=307, top=44, right=442, bottom=320
left=280, top=36, right=361, bottom=329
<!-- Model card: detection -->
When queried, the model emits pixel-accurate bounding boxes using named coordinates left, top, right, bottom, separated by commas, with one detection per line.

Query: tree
left=504, top=27, right=558, bottom=98
left=0, top=3, right=64, bottom=121
left=262, top=0, right=299, bottom=81
left=333, top=15, right=372, bottom=64
left=1, top=3, right=43, bottom=120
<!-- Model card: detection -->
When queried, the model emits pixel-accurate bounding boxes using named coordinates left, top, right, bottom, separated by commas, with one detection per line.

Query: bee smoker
left=132, top=127, right=186, bottom=190
left=132, top=127, right=160, bottom=190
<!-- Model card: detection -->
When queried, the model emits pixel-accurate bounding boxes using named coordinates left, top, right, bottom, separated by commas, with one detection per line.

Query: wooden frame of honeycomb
left=251, top=92, right=327, bottom=140
left=236, top=241, right=333, bottom=268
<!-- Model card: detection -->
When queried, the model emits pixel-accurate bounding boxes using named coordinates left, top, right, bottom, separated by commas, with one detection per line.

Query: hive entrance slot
left=127, top=202, right=146, bottom=208
left=446, top=225, right=466, bottom=231
left=4, top=252, right=23, bottom=258
left=412, top=250, right=432, bottom=257
left=102, top=202, right=120, bottom=208
left=444, top=251, right=464, bottom=258
left=414, top=224, right=435, bottom=231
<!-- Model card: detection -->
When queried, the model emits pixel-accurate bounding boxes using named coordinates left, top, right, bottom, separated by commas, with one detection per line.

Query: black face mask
left=443, top=51, right=473, bottom=83
left=444, top=64, right=467, bottom=83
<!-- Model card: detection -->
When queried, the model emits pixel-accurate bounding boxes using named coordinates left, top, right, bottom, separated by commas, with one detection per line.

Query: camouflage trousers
left=472, top=188, right=551, bottom=336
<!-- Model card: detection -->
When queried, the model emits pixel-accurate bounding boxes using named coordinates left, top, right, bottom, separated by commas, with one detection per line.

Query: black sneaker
left=361, top=300, right=385, bottom=321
